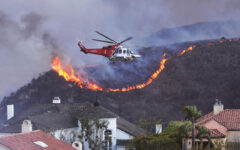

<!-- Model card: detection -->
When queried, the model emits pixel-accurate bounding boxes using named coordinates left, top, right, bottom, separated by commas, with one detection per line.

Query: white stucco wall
left=100, top=118, right=117, bottom=150
left=50, top=118, right=118, bottom=150
left=227, top=131, right=240, bottom=142
left=52, top=127, right=92, bottom=150
left=51, top=127, right=80, bottom=145
left=50, top=118, right=134, bottom=150
left=116, top=129, right=133, bottom=140
left=116, top=145, right=126, bottom=150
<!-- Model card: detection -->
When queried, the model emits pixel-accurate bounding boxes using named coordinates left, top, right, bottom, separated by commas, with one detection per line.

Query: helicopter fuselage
left=78, top=42, right=140, bottom=61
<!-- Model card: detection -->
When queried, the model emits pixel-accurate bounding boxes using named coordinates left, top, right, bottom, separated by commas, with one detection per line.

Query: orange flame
left=52, top=57, right=103, bottom=91
left=52, top=54, right=168, bottom=92
left=51, top=39, right=232, bottom=92
left=178, top=45, right=196, bottom=56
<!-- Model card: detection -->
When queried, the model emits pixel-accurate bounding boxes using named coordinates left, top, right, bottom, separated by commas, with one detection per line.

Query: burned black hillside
left=1, top=38, right=240, bottom=125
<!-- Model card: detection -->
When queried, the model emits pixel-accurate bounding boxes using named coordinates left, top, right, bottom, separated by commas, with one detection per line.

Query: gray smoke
left=0, top=0, right=240, bottom=100
left=0, top=11, right=48, bottom=100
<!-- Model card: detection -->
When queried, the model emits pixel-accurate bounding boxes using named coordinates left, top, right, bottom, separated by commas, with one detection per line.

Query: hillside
left=1, top=38, right=240, bottom=125
left=146, top=20, right=240, bottom=45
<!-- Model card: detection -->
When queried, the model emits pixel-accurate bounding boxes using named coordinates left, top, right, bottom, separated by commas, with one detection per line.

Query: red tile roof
left=0, top=130, right=75, bottom=150
left=196, top=109, right=240, bottom=130
left=210, top=129, right=226, bottom=138
left=189, top=128, right=225, bottom=138
left=196, top=112, right=214, bottom=124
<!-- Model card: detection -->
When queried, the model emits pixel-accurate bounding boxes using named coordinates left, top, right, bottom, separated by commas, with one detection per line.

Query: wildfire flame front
left=51, top=39, right=232, bottom=92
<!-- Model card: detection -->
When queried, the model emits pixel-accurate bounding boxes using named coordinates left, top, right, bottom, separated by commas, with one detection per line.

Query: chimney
left=213, top=99, right=224, bottom=115
left=155, top=124, right=162, bottom=134
left=21, top=120, right=32, bottom=133
left=72, top=141, right=82, bottom=150
left=7, top=104, right=14, bottom=120
left=52, top=97, right=61, bottom=104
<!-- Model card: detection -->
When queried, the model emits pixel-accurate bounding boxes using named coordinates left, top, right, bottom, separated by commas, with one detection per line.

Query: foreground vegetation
left=133, top=121, right=189, bottom=150
left=132, top=105, right=221, bottom=150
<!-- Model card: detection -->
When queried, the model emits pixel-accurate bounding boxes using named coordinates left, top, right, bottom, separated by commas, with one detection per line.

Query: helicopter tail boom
left=78, top=41, right=118, bottom=57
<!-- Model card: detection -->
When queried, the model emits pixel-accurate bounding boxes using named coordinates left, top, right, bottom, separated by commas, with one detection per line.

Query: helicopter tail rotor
left=78, top=41, right=87, bottom=54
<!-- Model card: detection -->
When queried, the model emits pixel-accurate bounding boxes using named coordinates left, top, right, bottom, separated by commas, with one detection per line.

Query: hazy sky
left=0, top=0, right=240, bottom=100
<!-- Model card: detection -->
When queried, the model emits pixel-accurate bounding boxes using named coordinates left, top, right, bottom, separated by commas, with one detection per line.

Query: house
left=0, top=98, right=147, bottom=150
left=0, top=130, right=76, bottom=150
left=184, top=100, right=240, bottom=150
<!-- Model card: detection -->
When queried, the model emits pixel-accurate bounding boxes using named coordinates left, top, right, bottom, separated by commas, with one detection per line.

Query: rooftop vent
left=52, top=97, right=61, bottom=104
left=72, top=141, right=82, bottom=150
left=34, top=141, right=48, bottom=148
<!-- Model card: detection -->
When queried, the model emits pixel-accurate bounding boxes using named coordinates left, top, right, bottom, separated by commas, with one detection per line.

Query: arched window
left=104, top=130, right=112, bottom=150
left=104, top=130, right=112, bottom=135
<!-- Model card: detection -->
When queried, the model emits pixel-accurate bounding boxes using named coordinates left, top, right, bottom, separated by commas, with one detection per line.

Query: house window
left=104, top=130, right=112, bottom=135
left=105, top=130, right=112, bottom=150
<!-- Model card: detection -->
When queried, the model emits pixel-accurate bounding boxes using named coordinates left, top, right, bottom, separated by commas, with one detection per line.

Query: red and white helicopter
left=78, top=31, right=141, bottom=61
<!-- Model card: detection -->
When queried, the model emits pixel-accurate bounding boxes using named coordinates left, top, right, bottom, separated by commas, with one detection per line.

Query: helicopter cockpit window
left=127, top=50, right=130, bottom=54
left=123, top=50, right=126, bottom=54
left=119, top=49, right=122, bottom=54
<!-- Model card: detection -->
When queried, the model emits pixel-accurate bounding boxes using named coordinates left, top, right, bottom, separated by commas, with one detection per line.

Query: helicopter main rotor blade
left=119, top=37, right=133, bottom=44
left=92, top=39, right=116, bottom=44
left=95, top=31, right=118, bottom=44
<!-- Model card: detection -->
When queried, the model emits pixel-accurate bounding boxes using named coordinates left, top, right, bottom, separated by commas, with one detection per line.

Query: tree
left=161, top=121, right=190, bottom=146
left=79, top=118, right=109, bottom=150
left=179, top=123, right=191, bottom=150
left=195, top=125, right=212, bottom=150
left=138, top=117, right=162, bottom=133
left=133, top=135, right=181, bottom=150
left=183, top=105, right=201, bottom=148
left=132, top=121, right=190, bottom=150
